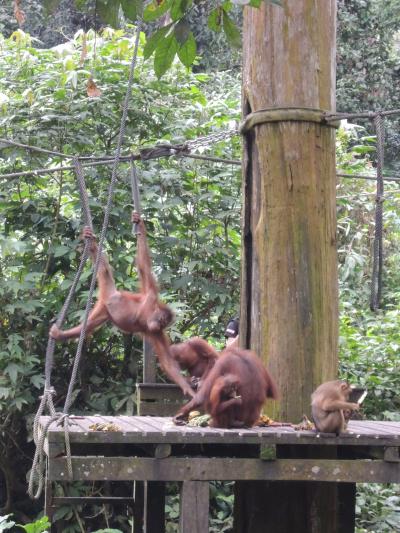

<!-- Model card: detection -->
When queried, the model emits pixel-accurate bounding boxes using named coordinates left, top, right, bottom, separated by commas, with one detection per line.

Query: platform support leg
left=338, top=483, right=356, bottom=533
left=44, top=477, right=56, bottom=533
left=179, top=481, right=209, bottom=533
left=133, top=481, right=144, bottom=533
left=143, top=481, right=165, bottom=533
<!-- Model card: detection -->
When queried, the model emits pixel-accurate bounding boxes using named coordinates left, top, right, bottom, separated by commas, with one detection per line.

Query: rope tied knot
left=42, top=386, right=56, bottom=397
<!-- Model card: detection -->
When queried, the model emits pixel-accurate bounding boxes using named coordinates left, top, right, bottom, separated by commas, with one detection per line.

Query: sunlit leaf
left=170, top=0, right=192, bottom=21
left=79, top=32, right=88, bottom=66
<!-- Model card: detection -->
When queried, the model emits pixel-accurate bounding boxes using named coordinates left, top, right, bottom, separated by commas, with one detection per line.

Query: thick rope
left=62, top=21, right=142, bottom=415
left=370, top=114, right=385, bottom=311
left=130, top=158, right=141, bottom=234
left=29, top=206, right=92, bottom=498
left=29, top=21, right=142, bottom=494
left=73, top=157, right=93, bottom=230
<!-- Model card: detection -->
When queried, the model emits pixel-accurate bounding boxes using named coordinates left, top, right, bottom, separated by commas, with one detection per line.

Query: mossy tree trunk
left=240, top=0, right=338, bottom=422
left=234, top=2, right=349, bottom=532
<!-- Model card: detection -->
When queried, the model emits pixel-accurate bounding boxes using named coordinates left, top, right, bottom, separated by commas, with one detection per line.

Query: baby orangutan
left=170, top=337, right=219, bottom=391
left=174, top=347, right=278, bottom=428
left=50, top=213, right=194, bottom=397
left=311, top=380, right=360, bottom=434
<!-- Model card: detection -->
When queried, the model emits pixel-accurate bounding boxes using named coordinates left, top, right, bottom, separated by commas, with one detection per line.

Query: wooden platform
left=40, top=416, right=400, bottom=532
left=43, top=415, right=400, bottom=445
left=41, top=416, right=400, bottom=484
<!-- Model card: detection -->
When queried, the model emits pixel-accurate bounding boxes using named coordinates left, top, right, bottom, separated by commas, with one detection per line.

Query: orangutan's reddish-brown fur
left=174, top=347, right=278, bottom=427
left=50, top=214, right=194, bottom=397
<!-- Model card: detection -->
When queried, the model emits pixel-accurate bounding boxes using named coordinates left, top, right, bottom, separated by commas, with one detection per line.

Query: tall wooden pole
left=240, top=0, right=338, bottom=424
left=235, top=2, right=347, bottom=532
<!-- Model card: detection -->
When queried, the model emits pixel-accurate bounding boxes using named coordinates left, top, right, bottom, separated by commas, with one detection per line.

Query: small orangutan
left=170, top=337, right=219, bottom=390
left=174, top=347, right=278, bottom=428
left=311, top=380, right=360, bottom=434
left=50, top=213, right=194, bottom=397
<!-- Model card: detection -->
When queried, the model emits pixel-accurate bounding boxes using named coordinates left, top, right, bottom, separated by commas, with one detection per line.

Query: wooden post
left=236, top=1, right=342, bottom=532
left=143, top=481, right=166, bottom=533
left=240, top=0, right=338, bottom=421
left=179, top=481, right=209, bottom=533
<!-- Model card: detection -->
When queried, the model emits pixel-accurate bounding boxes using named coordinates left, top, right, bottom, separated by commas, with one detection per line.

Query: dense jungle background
left=0, top=0, right=400, bottom=531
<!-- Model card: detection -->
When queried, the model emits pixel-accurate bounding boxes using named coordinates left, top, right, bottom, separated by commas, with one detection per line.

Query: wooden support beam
left=179, top=482, right=209, bottom=533
left=48, top=457, right=400, bottom=483
left=238, top=0, right=338, bottom=530
left=143, top=481, right=165, bottom=533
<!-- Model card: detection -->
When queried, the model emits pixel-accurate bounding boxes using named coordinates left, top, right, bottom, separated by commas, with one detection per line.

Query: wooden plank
left=139, top=402, right=182, bottom=417
left=118, top=415, right=157, bottom=435
left=349, top=422, right=399, bottom=436
left=137, top=383, right=184, bottom=401
left=143, top=339, right=156, bottom=383
left=52, top=496, right=135, bottom=505
left=134, top=481, right=144, bottom=533
left=144, top=481, right=165, bottom=533
left=41, top=417, right=400, bottom=447
left=49, top=457, right=400, bottom=483
left=179, top=482, right=209, bottom=533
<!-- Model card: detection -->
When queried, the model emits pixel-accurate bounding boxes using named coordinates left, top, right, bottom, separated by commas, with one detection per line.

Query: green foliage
left=0, top=515, right=50, bottom=533
left=18, top=516, right=51, bottom=533
left=336, top=124, right=400, bottom=421
left=337, top=0, right=400, bottom=166
left=336, top=124, right=400, bottom=531
left=356, top=484, right=400, bottom=532
left=0, top=27, right=240, bottom=525
left=0, top=5, right=400, bottom=530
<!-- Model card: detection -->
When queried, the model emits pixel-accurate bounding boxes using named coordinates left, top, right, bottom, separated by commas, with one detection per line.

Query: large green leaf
left=97, top=0, right=121, bottom=27
left=143, top=0, right=172, bottom=22
left=170, top=0, right=192, bottom=21
left=121, top=0, right=144, bottom=21
left=154, top=33, right=178, bottom=78
left=222, top=11, right=241, bottom=48
left=177, top=31, right=196, bottom=67
left=174, top=20, right=190, bottom=46
left=143, top=24, right=173, bottom=60
left=208, top=7, right=223, bottom=32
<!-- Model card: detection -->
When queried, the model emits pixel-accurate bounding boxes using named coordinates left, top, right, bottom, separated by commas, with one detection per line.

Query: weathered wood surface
left=241, top=0, right=338, bottom=424
left=240, top=2, right=338, bottom=528
left=40, top=416, right=400, bottom=447
left=143, top=481, right=166, bottom=533
left=179, top=482, right=209, bottom=533
left=137, top=383, right=186, bottom=416
left=48, top=457, right=400, bottom=483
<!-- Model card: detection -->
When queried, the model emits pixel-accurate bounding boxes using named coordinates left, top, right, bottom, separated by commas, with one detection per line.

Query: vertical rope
left=130, top=158, right=142, bottom=234
left=73, top=157, right=93, bottom=230
left=370, top=113, right=385, bottom=311
left=63, top=21, right=142, bottom=415
left=29, top=21, right=143, bottom=500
